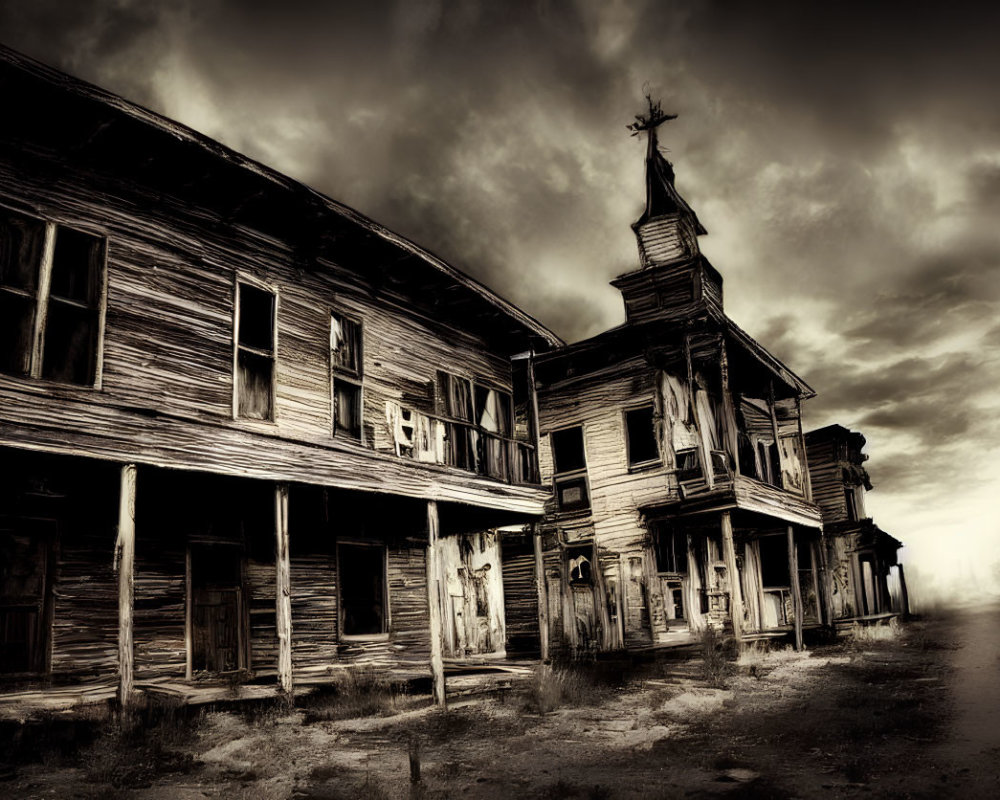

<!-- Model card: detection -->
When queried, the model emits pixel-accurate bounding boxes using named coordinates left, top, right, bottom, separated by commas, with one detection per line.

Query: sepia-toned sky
left=2, top=0, right=998, bottom=604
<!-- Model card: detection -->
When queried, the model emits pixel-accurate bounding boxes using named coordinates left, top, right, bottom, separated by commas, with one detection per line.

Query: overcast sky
left=2, top=0, right=998, bottom=604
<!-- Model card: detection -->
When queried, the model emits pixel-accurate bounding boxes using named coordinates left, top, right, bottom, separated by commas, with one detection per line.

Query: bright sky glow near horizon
left=2, top=0, right=998, bottom=605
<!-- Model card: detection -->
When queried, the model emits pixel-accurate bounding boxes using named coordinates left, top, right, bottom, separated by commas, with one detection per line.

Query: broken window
left=625, top=405, right=660, bottom=467
left=235, top=282, right=276, bottom=420
left=338, top=543, right=387, bottom=637
left=653, top=524, right=686, bottom=574
left=567, top=545, right=593, bottom=585
left=476, top=385, right=513, bottom=478
left=438, top=371, right=477, bottom=470
left=331, top=312, right=363, bottom=440
left=845, top=486, right=865, bottom=521
left=551, top=426, right=590, bottom=512
left=1, top=209, right=105, bottom=385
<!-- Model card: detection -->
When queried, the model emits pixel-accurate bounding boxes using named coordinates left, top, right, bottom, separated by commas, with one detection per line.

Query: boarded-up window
left=235, top=283, right=276, bottom=420
left=1, top=209, right=104, bottom=385
left=625, top=405, right=660, bottom=467
left=331, top=312, right=363, bottom=439
left=551, top=426, right=589, bottom=512
left=338, top=543, right=387, bottom=637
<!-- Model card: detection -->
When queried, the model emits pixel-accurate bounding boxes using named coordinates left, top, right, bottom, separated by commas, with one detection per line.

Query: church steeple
left=628, top=98, right=706, bottom=268
left=611, top=97, right=722, bottom=324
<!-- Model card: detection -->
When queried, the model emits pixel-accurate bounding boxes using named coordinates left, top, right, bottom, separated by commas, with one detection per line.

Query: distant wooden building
left=523, top=111, right=828, bottom=654
left=804, top=425, right=908, bottom=623
left=0, top=46, right=561, bottom=711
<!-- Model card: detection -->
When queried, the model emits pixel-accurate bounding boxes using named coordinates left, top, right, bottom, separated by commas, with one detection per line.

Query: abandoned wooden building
left=0, top=46, right=563, bottom=712
left=804, top=425, right=908, bottom=624
left=522, top=104, right=829, bottom=655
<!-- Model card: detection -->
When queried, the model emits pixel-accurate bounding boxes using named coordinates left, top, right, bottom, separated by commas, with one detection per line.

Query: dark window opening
left=676, top=448, right=701, bottom=482
left=552, top=426, right=589, bottom=512
left=625, top=406, right=659, bottom=466
left=334, top=380, right=362, bottom=439
left=331, top=313, right=363, bottom=439
left=236, top=283, right=276, bottom=420
left=654, top=524, right=686, bottom=574
left=759, top=536, right=790, bottom=587
left=551, top=427, right=586, bottom=474
left=237, top=284, right=275, bottom=351
left=0, top=529, right=54, bottom=675
left=1, top=211, right=103, bottom=385
left=339, top=543, right=387, bottom=637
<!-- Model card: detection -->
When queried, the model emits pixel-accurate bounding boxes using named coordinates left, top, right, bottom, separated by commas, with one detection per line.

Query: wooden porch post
left=533, top=526, right=550, bottom=662
left=897, top=564, right=911, bottom=620
left=115, top=464, right=137, bottom=709
left=275, top=483, right=293, bottom=695
left=720, top=511, right=744, bottom=652
left=426, top=500, right=447, bottom=707
left=787, top=526, right=804, bottom=651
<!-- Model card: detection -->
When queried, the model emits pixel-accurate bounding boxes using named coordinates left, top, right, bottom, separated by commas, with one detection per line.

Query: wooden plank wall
left=501, top=536, right=540, bottom=655
left=805, top=438, right=851, bottom=524
left=0, top=150, right=531, bottom=509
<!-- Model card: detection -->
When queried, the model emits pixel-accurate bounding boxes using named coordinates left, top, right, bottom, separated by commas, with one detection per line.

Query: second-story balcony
left=384, top=403, right=539, bottom=486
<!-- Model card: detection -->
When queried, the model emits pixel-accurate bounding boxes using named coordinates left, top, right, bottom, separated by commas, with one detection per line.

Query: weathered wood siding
left=805, top=438, right=851, bottom=524
left=501, top=536, right=540, bottom=654
left=0, top=148, right=544, bottom=513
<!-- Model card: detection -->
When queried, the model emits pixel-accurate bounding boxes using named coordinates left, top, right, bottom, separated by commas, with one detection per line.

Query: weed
left=522, top=662, right=607, bottom=714
left=302, top=665, right=402, bottom=722
left=699, top=627, right=737, bottom=688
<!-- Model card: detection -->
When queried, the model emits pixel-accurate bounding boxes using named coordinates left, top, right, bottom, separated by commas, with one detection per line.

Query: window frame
left=330, top=310, right=364, bottom=442
left=0, top=205, right=108, bottom=389
left=232, top=275, right=279, bottom=422
left=550, top=424, right=590, bottom=514
left=336, top=539, right=390, bottom=641
left=623, top=403, right=661, bottom=471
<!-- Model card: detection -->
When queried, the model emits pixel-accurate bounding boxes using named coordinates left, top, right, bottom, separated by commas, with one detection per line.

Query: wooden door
left=190, top=545, right=246, bottom=675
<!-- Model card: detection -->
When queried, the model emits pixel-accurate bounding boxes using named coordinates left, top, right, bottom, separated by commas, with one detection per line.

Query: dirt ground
left=4, top=606, right=999, bottom=800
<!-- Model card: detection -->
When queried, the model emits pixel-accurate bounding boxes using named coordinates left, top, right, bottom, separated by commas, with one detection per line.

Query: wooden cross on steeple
left=627, top=93, right=676, bottom=161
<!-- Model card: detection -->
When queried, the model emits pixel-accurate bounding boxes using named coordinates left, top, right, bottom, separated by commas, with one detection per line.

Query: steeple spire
left=628, top=96, right=706, bottom=268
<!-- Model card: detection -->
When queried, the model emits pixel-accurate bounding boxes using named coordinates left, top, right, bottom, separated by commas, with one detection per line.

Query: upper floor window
left=653, top=523, right=686, bottom=574
left=1, top=209, right=105, bottom=386
left=235, top=282, right=276, bottom=420
left=625, top=405, right=660, bottom=468
left=331, top=312, right=362, bottom=440
left=844, top=485, right=865, bottom=521
left=551, top=425, right=589, bottom=512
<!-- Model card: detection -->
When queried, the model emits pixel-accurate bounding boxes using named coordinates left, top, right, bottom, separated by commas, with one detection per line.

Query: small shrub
left=303, top=665, right=402, bottom=722
left=699, top=626, right=737, bottom=688
left=522, top=661, right=607, bottom=714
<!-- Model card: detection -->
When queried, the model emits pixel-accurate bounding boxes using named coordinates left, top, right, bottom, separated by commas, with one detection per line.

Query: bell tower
left=612, top=97, right=723, bottom=323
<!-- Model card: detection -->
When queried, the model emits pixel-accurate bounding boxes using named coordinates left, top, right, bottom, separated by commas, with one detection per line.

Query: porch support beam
left=115, top=463, right=137, bottom=709
left=897, top=563, right=911, bottom=620
left=533, top=526, right=550, bottom=662
left=275, top=483, right=293, bottom=695
left=426, top=500, right=447, bottom=707
left=787, top=525, right=804, bottom=651
left=720, top=511, right=744, bottom=651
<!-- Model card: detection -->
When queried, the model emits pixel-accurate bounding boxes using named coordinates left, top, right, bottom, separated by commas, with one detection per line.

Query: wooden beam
left=526, top=354, right=543, bottom=483
left=425, top=500, right=447, bottom=707
left=720, top=511, right=744, bottom=650
left=685, top=333, right=713, bottom=488
left=686, top=533, right=702, bottom=631
left=767, top=382, right=785, bottom=489
left=533, top=526, right=550, bottom=662
left=795, top=398, right=812, bottom=501
left=897, top=564, right=911, bottom=620
left=275, top=483, right=293, bottom=695
left=718, top=336, right=740, bottom=477
left=115, top=463, right=137, bottom=709
left=787, top=526, right=803, bottom=651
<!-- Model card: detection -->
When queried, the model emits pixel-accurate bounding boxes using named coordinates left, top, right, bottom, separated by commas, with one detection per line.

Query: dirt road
left=5, top=608, right=1000, bottom=799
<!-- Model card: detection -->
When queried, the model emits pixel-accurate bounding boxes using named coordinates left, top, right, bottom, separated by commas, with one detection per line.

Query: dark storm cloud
left=2, top=0, right=999, bottom=590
